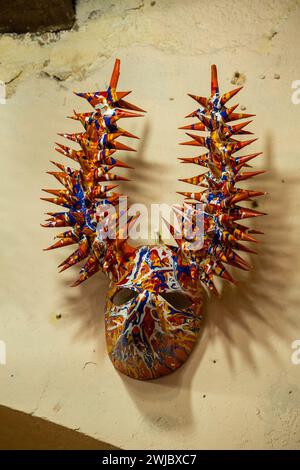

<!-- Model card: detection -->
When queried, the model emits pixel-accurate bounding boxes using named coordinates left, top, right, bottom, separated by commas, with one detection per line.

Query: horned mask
left=42, top=60, right=265, bottom=380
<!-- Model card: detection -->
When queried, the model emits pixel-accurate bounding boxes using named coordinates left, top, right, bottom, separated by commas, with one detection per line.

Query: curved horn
left=42, top=59, right=145, bottom=286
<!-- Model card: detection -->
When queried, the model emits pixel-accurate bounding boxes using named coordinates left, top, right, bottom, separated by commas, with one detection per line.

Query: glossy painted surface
left=105, top=245, right=203, bottom=380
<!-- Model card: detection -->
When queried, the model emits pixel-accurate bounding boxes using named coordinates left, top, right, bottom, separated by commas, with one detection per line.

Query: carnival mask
left=42, top=60, right=265, bottom=380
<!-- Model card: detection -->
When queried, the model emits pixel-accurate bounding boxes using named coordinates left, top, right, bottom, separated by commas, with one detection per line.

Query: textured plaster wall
left=0, top=0, right=300, bottom=449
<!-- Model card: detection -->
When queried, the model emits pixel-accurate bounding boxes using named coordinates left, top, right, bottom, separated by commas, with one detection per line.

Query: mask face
left=105, top=245, right=203, bottom=380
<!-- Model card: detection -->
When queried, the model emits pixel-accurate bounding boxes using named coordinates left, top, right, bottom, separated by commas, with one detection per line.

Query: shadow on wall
left=118, top=132, right=300, bottom=430
left=59, top=131, right=300, bottom=430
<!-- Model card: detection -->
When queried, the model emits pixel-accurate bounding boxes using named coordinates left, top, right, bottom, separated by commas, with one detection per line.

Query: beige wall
left=0, top=0, right=300, bottom=449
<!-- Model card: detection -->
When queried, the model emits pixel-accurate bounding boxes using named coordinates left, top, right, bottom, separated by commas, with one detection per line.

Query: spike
left=179, top=122, right=206, bottom=131
left=58, top=237, right=89, bottom=272
left=236, top=170, right=266, bottom=181
left=71, top=263, right=100, bottom=287
left=232, top=208, right=266, bottom=220
left=110, top=58, right=120, bottom=89
left=232, top=138, right=258, bottom=153
left=44, top=237, right=77, bottom=251
left=225, top=189, right=266, bottom=205
left=227, top=111, right=255, bottom=122
left=112, top=141, right=136, bottom=152
left=178, top=174, right=207, bottom=186
left=180, top=133, right=207, bottom=147
left=225, top=120, right=253, bottom=136
left=234, top=152, right=263, bottom=166
left=117, top=99, right=146, bottom=113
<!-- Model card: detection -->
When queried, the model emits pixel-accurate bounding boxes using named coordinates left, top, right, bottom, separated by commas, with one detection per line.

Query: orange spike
left=161, top=218, right=182, bottom=246
left=227, top=111, right=255, bottom=122
left=235, top=152, right=263, bottom=166
left=220, top=86, right=243, bottom=105
left=44, top=237, right=77, bottom=251
left=234, top=208, right=266, bottom=220
left=177, top=191, right=204, bottom=201
left=232, top=138, right=258, bottom=153
left=211, top=64, right=219, bottom=96
left=42, top=188, right=69, bottom=198
left=41, top=197, right=70, bottom=207
left=96, top=173, right=130, bottom=182
left=117, top=99, right=146, bottom=113
left=179, top=122, right=206, bottom=131
left=110, top=58, right=120, bottom=89
left=58, top=238, right=89, bottom=272
left=187, top=94, right=208, bottom=108
left=225, top=120, right=253, bottom=136
left=118, top=128, right=140, bottom=139
left=180, top=133, right=207, bottom=147
left=71, top=263, right=100, bottom=287
left=237, top=170, right=266, bottom=181
left=50, top=161, right=67, bottom=171
left=178, top=174, right=206, bottom=186
left=112, top=141, right=136, bottom=152
left=225, top=104, right=239, bottom=117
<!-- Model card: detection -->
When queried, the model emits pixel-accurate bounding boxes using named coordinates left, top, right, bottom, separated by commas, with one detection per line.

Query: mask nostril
left=160, top=291, right=193, bottom=310
left=112, top=288, right=138, bottom=306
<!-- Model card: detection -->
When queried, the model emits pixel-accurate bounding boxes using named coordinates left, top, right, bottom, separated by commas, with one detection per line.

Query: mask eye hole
left=160, top=291, right=193, bottom=310
left=112, top=288, right=138, bottom=306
